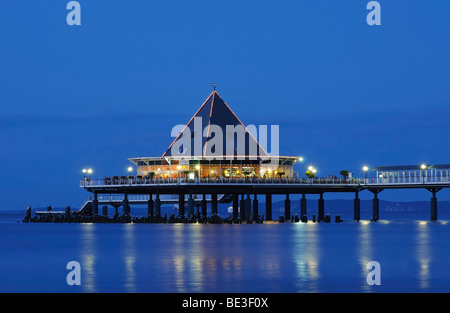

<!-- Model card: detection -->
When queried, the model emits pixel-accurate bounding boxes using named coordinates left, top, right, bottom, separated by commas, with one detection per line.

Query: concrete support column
left=354, top=191, right=360, bottom=222
left=102, top=205, right=108, bottom=217
left=266, top=193, right=272, bottom=221
left=188, top=192, right=194, bottom=217
left=148, top=194, right=154, bottom=218
left=211, top=193, right=218, bottom=215
left=201, top=194, right=207, bottom=218
left=245, top=193, right=251, bottom=220
left=253, top=194, right=259, bottom=221
left=300, top=194, right=307, bottom=218
left=155, top=193, right=161, bottom=217
left=179, top=193, right=185, bottom=217
left=431, top=189, right=438, bottom=221
left=318, top=193, right=325, bottom=222
left=372, top=191, right=379, bottom=221
left=195, top=203, right=200, bottom=219
left=113, top=204, right=120, bottom=217
left=285, top=194, right=291, bottom=220
left=240, top=194, right=246, bottom=220
left=232, top=194, right=239, bottom=220
left=123, top=194, right=129, bottom=216
left=92, top=192, right=99, bottom=216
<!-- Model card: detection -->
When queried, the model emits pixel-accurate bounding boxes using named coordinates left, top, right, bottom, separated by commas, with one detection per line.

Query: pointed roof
left=162, top=91, right=268, bottom=159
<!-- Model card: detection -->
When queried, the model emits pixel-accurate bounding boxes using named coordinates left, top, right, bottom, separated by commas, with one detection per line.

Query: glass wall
left=136, top=158, right=295, bottom=179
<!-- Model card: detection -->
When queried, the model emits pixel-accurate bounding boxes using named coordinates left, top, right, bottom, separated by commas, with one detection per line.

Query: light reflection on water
left=358, top=220, right=373, bottom=292
left=416, top=221, right=431, bottom=290
left=80, top=223, right=96, bottom=292
left=292, top=223, right=320, bottom=292
left=22, top=220, right=449, bottom=292
left=123, top=223, right=137, bottom=292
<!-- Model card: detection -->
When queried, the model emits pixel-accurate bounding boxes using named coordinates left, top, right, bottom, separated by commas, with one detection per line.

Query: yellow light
left=87, top=169, right=93, bottom=175
left=363, top=166, right=369, bottom=172
left=127, top=166, right=133, bottom=173
left=177, top=165, right=181, bottom=170
left=157, top=168, right=161, bottom=171
left=195, top=165, right=200, bottom=170
left=308, top=166, right=313, bottom=171
left=82, top=169, right=87, bottom=173
left=420, top=164, right=427, bottom=169
left=312, top=169, right=317, bottom=174
left=299, top=157, right=304, bottom=162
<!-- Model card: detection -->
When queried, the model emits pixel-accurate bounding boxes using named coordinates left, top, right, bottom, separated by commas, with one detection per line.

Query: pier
left=68, top=164, right=450, bottom=223
left=23, top=91, right=450, bottom=224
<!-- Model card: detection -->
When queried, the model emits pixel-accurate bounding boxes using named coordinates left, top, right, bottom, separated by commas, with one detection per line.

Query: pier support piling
left=123, top=194, right=130, bottom=216
left=201, top=194, right=207, bottom=218
left=266, top=194, right=272, bottom=221
left=354, top=191, right=361, bottom=222
left=148, top=194, right=154, bottom=218
left=253, top=194, right=259, bottom=221
left=102, top=205, right=108, bottom=217
left=179, top=193, right=185, bottom=217
left=240, top=194, right=246, bottom=220
left=318, top=193, right=324, bottom=222
left=113, top=204, right=120, bottom=217
left=370, top=189, right=383, bottom=221
left=431, top=195, right=437, bottom=221
left=188, top=192, right=194, bottom=217
left=211, top=193, right=218, bottom=215
left=427, top=188, right=442, bottom=221
left=195, top=203, right=200, bottom=219
left=245, top=193, right=251, bottom=221
left=155, top=193, right=161, bottom=217
left=92, top=192, right=99, bottom=216
left=232, top=194, right=239, bottom=220
left=300, top=194, right=307, bottom=219
left=285, top=194, right=291, bottom=220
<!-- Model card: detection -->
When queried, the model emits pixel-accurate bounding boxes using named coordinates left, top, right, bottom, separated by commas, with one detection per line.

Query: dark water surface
left=1, top=212, right=450, bottom=293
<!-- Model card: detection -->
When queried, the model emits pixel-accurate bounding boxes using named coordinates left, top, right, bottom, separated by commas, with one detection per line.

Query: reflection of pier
left=79, top=164, right=450, bottom=222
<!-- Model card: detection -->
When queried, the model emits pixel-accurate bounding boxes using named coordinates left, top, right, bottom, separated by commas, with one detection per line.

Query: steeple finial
left=211, top=83, right=216, bottom=91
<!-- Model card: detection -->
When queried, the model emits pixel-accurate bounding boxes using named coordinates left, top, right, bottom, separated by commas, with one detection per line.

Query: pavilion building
left=129, top=91, right=300, bottom=180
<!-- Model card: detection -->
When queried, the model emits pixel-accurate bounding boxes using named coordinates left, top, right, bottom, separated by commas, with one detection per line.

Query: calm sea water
left=1, top=211, right=450, bottom=293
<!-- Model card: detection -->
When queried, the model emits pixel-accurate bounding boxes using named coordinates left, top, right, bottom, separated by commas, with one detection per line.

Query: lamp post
left=82, top=168, right=93, bottom=186
left=363, top=166, right=369, bottom=184
left=421, top=164, right=427, bottom=184
left=306, top=166, right=317, bottom=180
left=127, top=166, right=133, bottom=185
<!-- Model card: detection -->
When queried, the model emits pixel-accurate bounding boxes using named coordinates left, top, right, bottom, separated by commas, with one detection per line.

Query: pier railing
left=80, top=177, right=366, bottom=187
left=78, top=193, right=215, bottom=211
left=80, top=175, right=450, bottom=188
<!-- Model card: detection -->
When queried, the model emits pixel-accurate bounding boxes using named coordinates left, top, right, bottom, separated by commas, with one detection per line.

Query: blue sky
left=1, top=0, right=450, bottom=210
